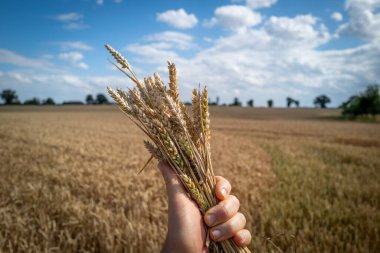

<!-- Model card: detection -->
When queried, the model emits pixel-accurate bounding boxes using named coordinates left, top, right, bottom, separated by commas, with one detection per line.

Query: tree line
left=1, top=84, right=379, bottom=117
left=0, top=90, right=110, bottom=105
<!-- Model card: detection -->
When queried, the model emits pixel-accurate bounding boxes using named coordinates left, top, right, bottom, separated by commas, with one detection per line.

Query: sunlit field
left=0, top=106, right=379, bottom=253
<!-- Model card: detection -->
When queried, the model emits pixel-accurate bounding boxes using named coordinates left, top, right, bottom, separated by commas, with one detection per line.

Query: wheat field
left=0, top=106, right=379, bottom=253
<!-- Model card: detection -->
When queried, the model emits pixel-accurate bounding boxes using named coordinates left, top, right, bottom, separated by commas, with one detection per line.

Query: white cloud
left=58, top=51, right=89, bottom=69
left=246, top=0, right=277, bottom=9
left=95, top=0, right=122, bottom=5
left=205, top=5, right=261, bottom=33
left=58, top=52, right=84, bottom=63
left=264, top=15, right=330, bottom=47
left=331, top=12, right=343, bottom=21
left=125, top=12, right=379, bottom=107
left=126, top=44, right=180, bottom=64
left=51, top=12, right=87, bottom=30
left=338, top=0, right=380, bottom=40
left=157, top=9, right=198, bottom=29
left=204, top=37, right=213, bottom=43
left=145, top=31, right=195, bottom=50
left=125, top=31, right=196, bottom=64
left=76, top=62, right=89, bottom=69
left=51, top=12, right=83, bottom=22
left=0, top=49, right=54, bottom=69
left=0, top=70, right=127, bottom=103
left=54, top=41, right=93, bottom=51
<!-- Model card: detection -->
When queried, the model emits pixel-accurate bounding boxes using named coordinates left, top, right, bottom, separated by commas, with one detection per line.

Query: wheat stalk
left=105, top=44, right=251, bottom=253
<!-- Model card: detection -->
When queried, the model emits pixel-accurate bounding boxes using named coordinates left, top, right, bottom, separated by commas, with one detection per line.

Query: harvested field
left=0, top=106, right=379, bottom=253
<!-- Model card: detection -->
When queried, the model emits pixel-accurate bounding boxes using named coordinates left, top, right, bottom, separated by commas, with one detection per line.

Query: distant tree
left=1, top=89, right=18, bottom=104
left=96, top=93, right=109, bottom=104
left=86, top=94, right=94, bottom=104
left=247, top=99, right=254, bottom=107
left=43, top=98, right=55, bottom=105
left=24, top=97, right=41, bottom=105
left=267, top=99, right=273, bottom=108
left=294, top=100, right=300, bottom=108
left=342, top=85, right=380, bottom=117
left=229, top=97, right=242, bottom=107
left=286, top=97, right=299, bottom=108
left=62, top=101, right=84, bottom=105
left=216, top=96, right=220, bottom=106
left=314, top=95, right=331, bottom=108
left=339, top=95, right=357, bottom=109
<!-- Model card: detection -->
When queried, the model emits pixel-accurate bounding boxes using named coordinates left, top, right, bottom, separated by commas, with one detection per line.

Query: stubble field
left=0, top=106, right=379, bottom=253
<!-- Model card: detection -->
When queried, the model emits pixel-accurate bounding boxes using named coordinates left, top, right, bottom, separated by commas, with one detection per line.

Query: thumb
left=158, top=161, right=188, bottom=201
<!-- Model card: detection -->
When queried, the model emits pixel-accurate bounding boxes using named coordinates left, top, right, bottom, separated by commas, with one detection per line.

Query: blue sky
left=0, top=0, right=379, bottom=107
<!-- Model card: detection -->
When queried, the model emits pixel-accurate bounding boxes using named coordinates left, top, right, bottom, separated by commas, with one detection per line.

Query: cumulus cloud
left=205, top=5, right=261, bottom=33
left=54, top=41, right=93, bottom=51
left=0, top=70, right=126, bottom=103
left=125, top=11, right=379, bottom=106
left=338, top=0, right=380, bottom=40
left=145, top=31, right=195, bottom=50
left=96, top=0, right=122, bottom=5
left=0, top=49, right=54, bottom=69
left=58, top=51, right=89, bottom=69
left=264, top=15, right=330, bottom=47
left=157, top=9, right=198, bottom=29
left=51, top=12, right=87, bottom=30
left=331, top=12, right=343, bottom=21
left=246, top=0, right=277, bottom=9
left=51, top=13, right=83, bottom=22
left=124, top=31, right=196, bottom=64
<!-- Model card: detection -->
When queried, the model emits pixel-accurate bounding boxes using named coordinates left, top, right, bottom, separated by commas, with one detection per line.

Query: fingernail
left=239, top=234, right=246, bottom=243
left=211, top=229, right=221, bottom=240
left=221, top=188, right=227, bottom=197
left=205, top=214, right=216, bottom=225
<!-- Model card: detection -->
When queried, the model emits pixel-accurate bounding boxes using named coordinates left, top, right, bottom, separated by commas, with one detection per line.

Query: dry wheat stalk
left=105, top=44, right=251, bottom=253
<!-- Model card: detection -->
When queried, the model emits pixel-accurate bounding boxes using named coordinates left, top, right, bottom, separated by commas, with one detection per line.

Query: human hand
left=159, top=161, right=251, bottom=253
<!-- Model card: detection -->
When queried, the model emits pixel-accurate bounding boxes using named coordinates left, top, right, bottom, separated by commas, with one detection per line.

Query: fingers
left=215, top=176, right=231, bottom=200
left=204, top=195, right=240, bottom=226
left=233, top=229, right=252, bottom=246
left=209, top=212, right=246, bottom=242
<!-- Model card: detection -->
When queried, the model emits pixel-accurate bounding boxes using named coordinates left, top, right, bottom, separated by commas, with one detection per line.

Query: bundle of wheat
left=105, top=44, right=251, bottom=253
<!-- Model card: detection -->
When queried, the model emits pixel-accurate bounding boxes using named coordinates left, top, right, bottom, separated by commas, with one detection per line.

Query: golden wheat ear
left=106, top=44, right=251, bottom=253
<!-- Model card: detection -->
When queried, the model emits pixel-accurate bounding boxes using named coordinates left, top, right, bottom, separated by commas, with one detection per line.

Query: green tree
left=247, top=99, right=254, bottom=107
left=229, top=97, right=242, bottom=107
left=342, top=85, right=380, bottom=117
left=267, top=99, right=273, bottom=108
left=294, top=100, right=300, bottom=108
left=286, top=97, right=295, bottom=108
left=96, top=93, right=109, bottom=104
left=86, top=94, right=94, bottom=104
left=43, top=98, right=55, bottom=105
left=24, top=97, right=41, bottom=105
left=314, top=95, right=331, bottom=108
left=1, top=89, right=18, bottom=104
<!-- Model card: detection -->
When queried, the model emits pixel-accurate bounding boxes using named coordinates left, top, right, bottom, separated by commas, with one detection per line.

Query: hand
left=159, top=161, right=251, bottom=253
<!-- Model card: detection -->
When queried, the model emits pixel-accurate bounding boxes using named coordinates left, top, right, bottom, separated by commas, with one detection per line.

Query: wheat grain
left=144, top=141, right=163, bottom=160
left=180, top=174, right=208, bottom=213
left=167, top=61, right=179, bottom=105
left=106, top=44, right=251, bottom=253
left=105, top=44, right=131, bottom=70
